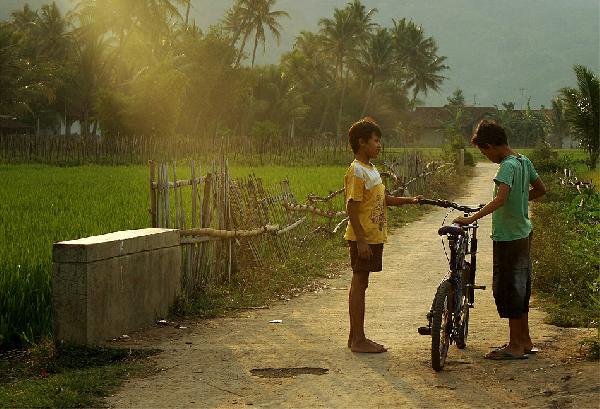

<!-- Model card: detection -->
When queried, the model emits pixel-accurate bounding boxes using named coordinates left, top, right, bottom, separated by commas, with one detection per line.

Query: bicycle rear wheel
left=431, top=280, right=453, bottom=371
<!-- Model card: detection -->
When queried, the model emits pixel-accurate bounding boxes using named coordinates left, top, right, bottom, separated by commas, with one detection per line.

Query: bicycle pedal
left=418, top=326, right=432, bottom=336
left=473, top=285, right=486, bottom=290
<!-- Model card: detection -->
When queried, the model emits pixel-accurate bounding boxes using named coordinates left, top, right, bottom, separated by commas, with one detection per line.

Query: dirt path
left=106, top=163, right=598, bottom=409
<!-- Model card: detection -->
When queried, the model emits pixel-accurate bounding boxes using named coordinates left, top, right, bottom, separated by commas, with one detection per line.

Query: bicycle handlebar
left=419, top=198, right=484, bottom=213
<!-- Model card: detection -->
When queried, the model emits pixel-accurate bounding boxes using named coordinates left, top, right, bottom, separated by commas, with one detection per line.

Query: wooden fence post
left=149, top=160, right=157, bottom=227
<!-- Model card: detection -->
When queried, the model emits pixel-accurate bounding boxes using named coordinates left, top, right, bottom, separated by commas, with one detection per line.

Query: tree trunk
left=65, top=118, right=72, bottom=137
left=82, top=110, right=89, bottom=137
left=361, top=81, right=375, bottom=117
left=336, top=67, right=349, bottom=147
left=251, top=32, right=259, bottom=68
left=185, top=0, right=191, bottom=28
left=235, top=30, right=251, bottom=67
left=317, top=94, right=331, bottom=137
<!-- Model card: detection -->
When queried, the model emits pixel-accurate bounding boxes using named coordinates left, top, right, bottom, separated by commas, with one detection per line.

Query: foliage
left=544, top=98, right=570, bottom=148
left=441, top=98, right=475, bottom=167
left=1, top=0, right=448, bottom=151
left=0, top=163, right=350, bottom=347
left=531, top=172, right=600, bottom=330
left=560, top=65, right=600, bottom=169
left=0, top=340, right=159, bottom=408
left=528, top=140, right=572, bottom=173
left=492, top=101, right=547, bottom=147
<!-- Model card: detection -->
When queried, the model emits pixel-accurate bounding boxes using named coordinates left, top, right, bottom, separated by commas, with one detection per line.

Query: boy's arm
left=529, top=176, right=546, bottom=201
left=454, top=183, right=510, bottom=225
left=385, top=194, right=423, bottom=206
left=347, top=199, right=372, bottom=259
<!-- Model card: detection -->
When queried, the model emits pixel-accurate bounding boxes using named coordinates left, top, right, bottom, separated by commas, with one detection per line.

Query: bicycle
left=416, top=198, right=487, bottom=371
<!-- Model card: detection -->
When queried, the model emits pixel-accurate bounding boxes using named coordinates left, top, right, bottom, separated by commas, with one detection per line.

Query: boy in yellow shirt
left=345, top=117, right=422, bottom=353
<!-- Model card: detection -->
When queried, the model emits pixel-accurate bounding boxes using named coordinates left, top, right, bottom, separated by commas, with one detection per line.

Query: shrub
left=528, top=140, right=572, bottom=173
left=442, top=135, right=475, bottom=167
left=531, top=175, right=599, bottom=330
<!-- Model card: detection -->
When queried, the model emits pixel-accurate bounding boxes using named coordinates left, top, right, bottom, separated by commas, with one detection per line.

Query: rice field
left=1, top=148, right=593, bottom=347
left=0, top=163, right=346, bottom=347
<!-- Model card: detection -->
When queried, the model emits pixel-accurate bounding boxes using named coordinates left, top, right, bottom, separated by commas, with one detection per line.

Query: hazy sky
left=2, top=0, right=599, bottom=108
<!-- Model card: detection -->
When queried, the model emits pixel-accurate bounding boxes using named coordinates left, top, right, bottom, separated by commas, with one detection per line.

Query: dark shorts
left=348, top=241, right=384, bottom=273
left=492, top=234, right=532, bottom=319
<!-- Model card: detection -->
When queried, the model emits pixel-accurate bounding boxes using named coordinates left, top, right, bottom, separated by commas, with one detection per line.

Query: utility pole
left=519, top=87, right=527, bottom=110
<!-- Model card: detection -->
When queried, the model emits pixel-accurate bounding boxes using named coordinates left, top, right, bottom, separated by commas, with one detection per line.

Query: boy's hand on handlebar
left=453, top=215, right=473, bottom=225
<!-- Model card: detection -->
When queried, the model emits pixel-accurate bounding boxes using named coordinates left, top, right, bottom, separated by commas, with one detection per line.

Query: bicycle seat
left=438, top=225, right=465, bottom=236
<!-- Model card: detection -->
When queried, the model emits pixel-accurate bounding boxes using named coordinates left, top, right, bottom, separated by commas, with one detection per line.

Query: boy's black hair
left=348, top=117, right=381, bottom=153
left=471, top=120, right=508, bottom=148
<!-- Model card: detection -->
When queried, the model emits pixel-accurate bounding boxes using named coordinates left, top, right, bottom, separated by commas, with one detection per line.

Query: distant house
left=405, top=106, right=563, bottom=147
left=406, top=106, right=497, bottom=147
left=0, top=115, right=32, bottom=137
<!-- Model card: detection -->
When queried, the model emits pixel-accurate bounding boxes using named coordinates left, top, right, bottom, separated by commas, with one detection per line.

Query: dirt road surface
left=107, top=162, right=598, bottom=409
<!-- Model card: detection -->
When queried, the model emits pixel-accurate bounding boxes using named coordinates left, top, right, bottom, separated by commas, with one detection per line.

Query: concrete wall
left=53, top=228, right=181, bottom=345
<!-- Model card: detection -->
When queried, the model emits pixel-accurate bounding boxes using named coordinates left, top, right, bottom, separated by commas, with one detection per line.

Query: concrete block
left=53, top=229, right=181, bottom=345
left=53, top=228, right=180, bottom=263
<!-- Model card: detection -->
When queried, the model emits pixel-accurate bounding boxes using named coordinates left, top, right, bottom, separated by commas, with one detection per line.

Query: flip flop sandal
left=484, top=349, right=528, bottom=360
left=493, top=344, right=539, bottom=355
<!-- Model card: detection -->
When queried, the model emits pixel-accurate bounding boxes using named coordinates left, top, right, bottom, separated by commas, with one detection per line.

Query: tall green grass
left=531, top=174, right=600, bottom=328
left=0, top=164, right=347, bottom=348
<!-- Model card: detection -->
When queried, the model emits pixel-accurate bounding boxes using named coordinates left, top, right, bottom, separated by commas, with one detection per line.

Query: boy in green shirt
left=453, top=120, right=546, bottom=360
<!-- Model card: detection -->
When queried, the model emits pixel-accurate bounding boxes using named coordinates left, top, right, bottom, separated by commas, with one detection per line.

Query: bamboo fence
left=0, top=132, right=379, bottom=165
left=150, top=152, right=445, bottom=297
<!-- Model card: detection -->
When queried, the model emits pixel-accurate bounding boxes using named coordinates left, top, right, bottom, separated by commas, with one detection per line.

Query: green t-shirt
left=492, top=154, right=539, bottom=241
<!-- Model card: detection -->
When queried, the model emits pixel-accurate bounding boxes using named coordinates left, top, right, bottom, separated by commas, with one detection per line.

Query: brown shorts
left=492, top=234, right=532, bottom=319
left=348, top=241, right=384, bottom=273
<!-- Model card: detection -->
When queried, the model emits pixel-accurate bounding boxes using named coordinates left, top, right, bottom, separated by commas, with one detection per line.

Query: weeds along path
left=107, top=162, right=597, bottom=409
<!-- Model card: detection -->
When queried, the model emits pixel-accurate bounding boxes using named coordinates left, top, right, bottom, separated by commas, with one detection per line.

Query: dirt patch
left=250, top=367, right=329, bottom=378
left=105, top=163, right=599, bottom=408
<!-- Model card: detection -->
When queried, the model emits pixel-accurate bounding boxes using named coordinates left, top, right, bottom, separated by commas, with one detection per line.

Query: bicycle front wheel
left=431, top=280, right=453, bottom=371
left=456, top=299, right=469, bottom=349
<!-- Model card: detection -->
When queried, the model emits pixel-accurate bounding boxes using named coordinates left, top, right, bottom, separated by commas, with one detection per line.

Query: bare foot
left=348, top=337, right=386, bottom=351
left=351, top=339, right=387, bottom=353
left=367, top=339, right=387, bottom=351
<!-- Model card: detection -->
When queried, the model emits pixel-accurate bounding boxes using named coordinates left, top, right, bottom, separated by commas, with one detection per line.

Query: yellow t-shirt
left=343, top=159, right=387, bottom=244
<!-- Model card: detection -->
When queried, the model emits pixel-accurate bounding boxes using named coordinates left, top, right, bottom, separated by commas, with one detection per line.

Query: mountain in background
left=2, top=0, right=598, bottom=108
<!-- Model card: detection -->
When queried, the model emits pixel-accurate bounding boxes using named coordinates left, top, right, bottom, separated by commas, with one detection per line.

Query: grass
left=530, top=171, right=599, bottom=349
left=0, top=340, right=159, bottom=408
left=0, top=162, right=350, bottom=408
left=0, top=158, right=467, bottom=407
left=0, top=163, right=350, bottom=348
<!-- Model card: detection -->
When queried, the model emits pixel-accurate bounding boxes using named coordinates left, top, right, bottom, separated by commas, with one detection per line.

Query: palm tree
left=545, top=98, right=569, bottom=147
left=246, top=0, right=289, bottom=68
left=391, top=18, right=448, bottom=105
left=353, top=28, right=395, bottom=116
left=223, top=2, right=246, bottom=50
left=319, top=1, right=377, bottom=142
left=35, top=2, right=72, bottom=60
left=319, top=0, right=378, bottom=79
left=282, top=31, right=335, bottom=136
left=405, top=47, right=447, bottom=104
left=227, top=0, right=288, bottom=68
left=560, top=65, right=600, bottom=168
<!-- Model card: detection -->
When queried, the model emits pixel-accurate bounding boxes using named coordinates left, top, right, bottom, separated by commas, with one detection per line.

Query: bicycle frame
left=445, top=217, right=478, bottom=343
left=417, top=198, right=486, bottom=370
